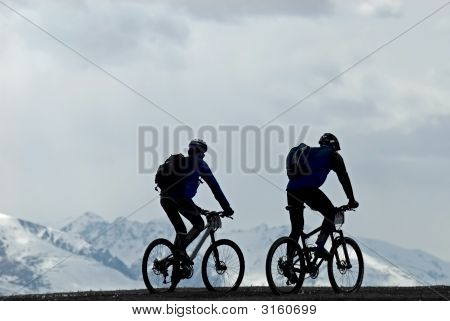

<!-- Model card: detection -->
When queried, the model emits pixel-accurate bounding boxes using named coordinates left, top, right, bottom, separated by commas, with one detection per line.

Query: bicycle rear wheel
left=265, top=237, right=305, bottom=295
left=201, top=239, right=245, bottom=292
left=142, top=238, right=178, bottom=293
left=327, top=237, right=364, bottom=293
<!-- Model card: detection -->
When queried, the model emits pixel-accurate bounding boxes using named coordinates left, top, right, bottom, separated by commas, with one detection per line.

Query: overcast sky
left=1, top=0, right=450, bottom=264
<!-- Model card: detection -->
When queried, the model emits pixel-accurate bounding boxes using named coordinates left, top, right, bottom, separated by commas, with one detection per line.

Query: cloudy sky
left=1, top=0, right=450, bottom=269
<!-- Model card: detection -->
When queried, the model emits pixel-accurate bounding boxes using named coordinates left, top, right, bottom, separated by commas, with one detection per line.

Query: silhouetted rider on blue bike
left=286, top=133, right=359, bottom=258
left=160, top=139, right=234, bottom=263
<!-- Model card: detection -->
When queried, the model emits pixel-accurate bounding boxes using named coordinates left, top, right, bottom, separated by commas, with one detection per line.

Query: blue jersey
left=168, top=156, right=230, bottom=210
left=287, top=146, right=334, bottom=190
left=286, top=145, right=355, bottom=203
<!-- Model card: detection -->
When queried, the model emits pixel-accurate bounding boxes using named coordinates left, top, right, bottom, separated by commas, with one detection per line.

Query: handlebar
left=201, top=210, right=233, bottom=231
left=200, top=209, right=234, bottom=220
left=285, top=205, right=357, bottom=213
left=336, top=205, right=356, bottom=212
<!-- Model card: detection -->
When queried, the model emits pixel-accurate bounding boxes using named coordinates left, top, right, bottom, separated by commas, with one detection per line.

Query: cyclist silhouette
left=286, top=133, right=359, bottom=258
left=159, top=139, right=234, bottom=263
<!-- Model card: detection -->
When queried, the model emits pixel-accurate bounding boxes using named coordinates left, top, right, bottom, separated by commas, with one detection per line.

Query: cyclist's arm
left=331, top=152, right=356, bottom=202
left=198, top=160, right=231, bottom=211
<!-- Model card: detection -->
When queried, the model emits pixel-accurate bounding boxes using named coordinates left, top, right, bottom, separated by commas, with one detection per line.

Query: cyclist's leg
left=160, top=196, right=188, bottom=250
left=285, top=190, right=305, bottom=273
left=177, top=198, right=205, bottom=250
left=280, top=191, right=305, bottom=283
left=303, top=189, right=335, bottom=247
left=287, top=191, right=305, bottom=244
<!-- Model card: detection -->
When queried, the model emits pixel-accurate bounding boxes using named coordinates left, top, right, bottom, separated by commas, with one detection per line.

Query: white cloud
left=153, top=0, right=335, bottom=20
left=357, top=0, right=403, bottom=17
left=1, top=0, right=450, bottom=263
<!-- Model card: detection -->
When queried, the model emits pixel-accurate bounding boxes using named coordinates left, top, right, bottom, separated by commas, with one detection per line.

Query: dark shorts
left=160, top=196, right=205, bottom=234
left=286, top=188, right=336, bottom=240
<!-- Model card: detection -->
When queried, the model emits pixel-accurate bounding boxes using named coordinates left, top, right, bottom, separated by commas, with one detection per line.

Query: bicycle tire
left=142, top=238, right=178, bottom=293
left=201, top=239, right=245, bottom=292
left=265, top=237, right=306, bottom=295
left=327, top=237, right=364, bottom=293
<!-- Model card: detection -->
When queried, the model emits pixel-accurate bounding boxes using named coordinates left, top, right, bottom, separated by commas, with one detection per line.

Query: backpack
left=286, top=143, right=312, bottom=179
left=155, top=154, right=189, bottom=193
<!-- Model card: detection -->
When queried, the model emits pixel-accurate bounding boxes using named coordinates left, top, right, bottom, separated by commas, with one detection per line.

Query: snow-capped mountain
left=61, top=213, right=450, bottom=287
left=62, top=213, right=172, bottom=265
left=61, top=213, right=208, bottom=286
left=224, top=224, right=450, bottom=287
left=61, top=212, right=174, bottom=279
left=0, top=213, right=141, bottom=296
left=1, top=211, right=449, bottom=296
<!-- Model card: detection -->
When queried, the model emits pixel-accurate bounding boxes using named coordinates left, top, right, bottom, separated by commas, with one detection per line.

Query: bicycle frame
left=188, top=224, right=217, bottom=262
left=266, top=205, right=361, bottom=294
left=299, top=226, right=323, bottom=272
left=142, top=210, right=245, bottom=293
left=153, top=220, right=218, bottom=281
left=300, top=225, right=352, bottom=272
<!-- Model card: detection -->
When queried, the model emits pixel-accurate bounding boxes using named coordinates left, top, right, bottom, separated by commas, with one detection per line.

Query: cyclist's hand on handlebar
left=347, top=199, right=359, bottom=209
left=223, top=207, right=234, bottom=217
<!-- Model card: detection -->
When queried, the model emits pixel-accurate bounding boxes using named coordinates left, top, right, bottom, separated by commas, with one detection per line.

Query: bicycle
left=266, top=205, right=364, bottom=295
left=142, top=210, right=245, bottom=293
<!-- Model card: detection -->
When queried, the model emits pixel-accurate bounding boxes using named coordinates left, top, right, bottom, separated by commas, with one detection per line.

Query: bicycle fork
left=210, top=232, right=227, bottom=273
left=333, top=231, right=352, bottom=269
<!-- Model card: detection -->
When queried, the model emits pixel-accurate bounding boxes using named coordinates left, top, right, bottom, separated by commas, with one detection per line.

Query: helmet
left=319, top=133, right=341, bottom=151
left=189, top=139, right=208, bottom=153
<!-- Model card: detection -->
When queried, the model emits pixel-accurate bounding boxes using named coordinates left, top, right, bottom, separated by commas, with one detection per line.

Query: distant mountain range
left=0, top=211, right=449, bottom=295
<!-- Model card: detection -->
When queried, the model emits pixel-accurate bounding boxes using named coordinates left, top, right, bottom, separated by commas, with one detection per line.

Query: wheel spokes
left=205, top=244, right=241, bottom=290
left=145, top=242, right=176, bottom=292
left=329, top=239, right=363, bottom=293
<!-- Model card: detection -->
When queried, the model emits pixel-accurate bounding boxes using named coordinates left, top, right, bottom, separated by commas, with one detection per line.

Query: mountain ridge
left=0, top=211, right=449, bottom=295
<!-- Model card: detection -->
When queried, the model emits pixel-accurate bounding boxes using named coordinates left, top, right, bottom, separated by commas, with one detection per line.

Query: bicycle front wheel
left=201, top=239, right=245, bottom=292
left=265, top=237, right=305, bottom=295
left=327, top=237, right=364, bottom=293
left=142, top=238, right=178, bottom=293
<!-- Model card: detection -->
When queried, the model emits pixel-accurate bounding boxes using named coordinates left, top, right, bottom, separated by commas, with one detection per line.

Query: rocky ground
left=2, top=286, right=449, bottom=301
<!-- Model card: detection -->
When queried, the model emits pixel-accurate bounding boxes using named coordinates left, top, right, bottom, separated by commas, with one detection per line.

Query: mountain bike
left=142, top=210, right=245, bottom=293
left=266, top=205, right=364, bottom=295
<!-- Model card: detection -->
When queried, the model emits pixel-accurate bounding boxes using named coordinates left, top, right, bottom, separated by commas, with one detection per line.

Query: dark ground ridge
left=1, top=286, right=449, bottom=301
